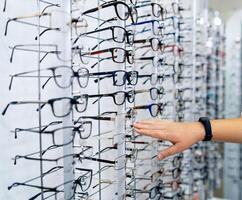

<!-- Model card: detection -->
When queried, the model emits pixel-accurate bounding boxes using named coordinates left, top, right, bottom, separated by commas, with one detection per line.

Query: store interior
left=0, top=0, right=242, bottom=200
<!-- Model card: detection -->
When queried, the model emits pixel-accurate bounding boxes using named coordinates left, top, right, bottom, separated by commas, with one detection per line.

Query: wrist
left=192, top=122, right=206, bottom=142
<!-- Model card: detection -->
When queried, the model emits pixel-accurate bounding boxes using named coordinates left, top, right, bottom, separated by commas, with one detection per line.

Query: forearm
left=210, top=118, right=242, bottom=143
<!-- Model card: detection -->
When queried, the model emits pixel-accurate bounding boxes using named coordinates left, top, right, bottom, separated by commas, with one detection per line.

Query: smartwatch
left=198, top=117, right=213, bottom=141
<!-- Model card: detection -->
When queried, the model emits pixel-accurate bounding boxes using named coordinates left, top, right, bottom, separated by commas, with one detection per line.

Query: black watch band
left=198, top=117, right=213, bottom=141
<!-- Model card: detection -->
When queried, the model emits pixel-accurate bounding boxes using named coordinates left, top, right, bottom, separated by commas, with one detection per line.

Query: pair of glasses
left=9, top=66, right=89, bottom=90
left=130, top=19, right=164, bottom=36
left=73, top=168, right=93, bottom=192
left=9, top=44, right=64, bottom=63
left=73, top=26, right=134, bottom=45
left=135, top=87, right=165, bottom=100
left=90, top=70, right=138, bottom=86
left=82, top=1, right=137, bottom=23
left=131, top=103, right=172, bottom=117
left=151, top=167, right=181, bottom=181
left=13, top=122, right=92, bottom=146
left=8, top=166, right=63, bottom=191
left=79, top=47, right=134, bottom=64
left=13, top=145, right=94, bottom=165
left=2, top=96, right=87, bottom=117
left=138, top=73, right=172, bottom=85
left=135, top=3, right=167, bottom=20
left=134, top=37, right=164, bottom=52
left=149, top=182, right=181, bottom=199
left=159, top=59, right=187, bottom=74
left=5, top=10, right=75, bottom=37
left=78, top=90, right=135, bottom=106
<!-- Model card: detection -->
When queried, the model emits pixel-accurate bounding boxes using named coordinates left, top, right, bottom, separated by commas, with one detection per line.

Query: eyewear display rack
left=206, top=10, right=225, bottom=198
left=224, top=22, right=242, bottom=199
left=2, top=0, right=225, bottom=200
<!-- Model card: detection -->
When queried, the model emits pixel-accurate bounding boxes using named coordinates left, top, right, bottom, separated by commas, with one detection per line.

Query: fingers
left=133, top=120, right=172, bottom=130
left=137, top=119, right=172, bottom=124
left=133, top=123, right=157, bottom=130
left=134, top=128, right=163, bottom=139
left=157, top=144, right=182, bottom=160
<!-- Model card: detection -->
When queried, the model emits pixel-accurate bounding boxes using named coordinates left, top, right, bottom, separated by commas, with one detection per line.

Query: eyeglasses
left=90, top=70, right=138, bottom=86
left=135, top=3, right=167, bottom=20
left=9, top=66, right=89, bottom=90
left=2, top=96, right=87, bottom=117
left=8, top=166, right=63, bottom=191
left=79, top=47, right=134, bottom=64
left=5, top=10, right=75, bottom=37
left=82, top=1, right=137, bottom=23
left=151, top=167, right=181, bottom=182
left=12, top=121, right=92, bottom=146
left=73, top=26, right=134, bottom=45
left=13, top=145, right=94, bottom=165
left=134, top=37, right=165, bottom=52
left=130, top=20, right=164, bottom=36
left=76, top=90, right=136, bottom=106
left=149, top=182, right=181, bottom=199
left=73, top=168, right=93, bottom=192
left=134, top=87, right=165, bottom=100
left=131, top=103, right=172, bottom=117
left=9, top=44, right=66, bottom=63
left=138, top=73, right=173, bottom=85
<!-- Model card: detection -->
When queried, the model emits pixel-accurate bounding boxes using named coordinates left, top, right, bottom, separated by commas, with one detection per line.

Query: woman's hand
left=133, top=119, right=205, bottom=160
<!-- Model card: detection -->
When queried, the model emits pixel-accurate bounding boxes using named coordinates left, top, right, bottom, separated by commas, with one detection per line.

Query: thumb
left=157, top=144, right=181, bottom=160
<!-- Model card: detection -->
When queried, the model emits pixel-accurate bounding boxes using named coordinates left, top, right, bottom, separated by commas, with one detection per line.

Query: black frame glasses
left=132, top=102, right=172, bottom=117
left=82, top=1, right=138, bottom=24
left=2, top=96, right=87, bottom=117
left=73, top=26, right=134, bottom=45
left=90, top=70, right=138, bottom=86
left=79, top=90, right=136, bottom=106
left=134, top=37, right=165, bottom=52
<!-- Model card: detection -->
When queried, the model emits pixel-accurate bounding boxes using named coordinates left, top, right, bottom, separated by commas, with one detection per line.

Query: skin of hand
left=133, top=119, right=205, bottom=160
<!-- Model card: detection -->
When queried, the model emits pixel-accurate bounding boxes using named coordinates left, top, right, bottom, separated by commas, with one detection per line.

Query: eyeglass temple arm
left=83, top=156, right=115, bottom=165
left=93, top=75, right=113, bottom=83
left=91, top=37, right=114, bottom=51
left=9, top=69, right=52, bottom=90
left=90, top=57, right=107, bottom=68
left=88, top=93, right=110, bottom=104
left=3, top=0, right=6, bottom=12
left=9, top=44, right=60, bottom=63
left=133, top=105, right=148, bottom=109
left=94, top=17, right=117, bottom=31
left=5, top=13, right=50, bottom=36
left=40, top=3, right=60, bottom=14
left=12, top=127, right=40, bottom=139
left=9, top=44, right=24, bottom=63
left=12, top=120, right=62, bottom=138
left=29, top=189, right=59, bottom=200
left=2, top=101, right=44, bottom=116
left=35, top=27, right=60, bottom=40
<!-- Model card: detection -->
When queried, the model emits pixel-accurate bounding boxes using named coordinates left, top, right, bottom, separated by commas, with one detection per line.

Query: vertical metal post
left=62, top=1, right=74, bottom=199
left=36, top=0, right=44, bottom=199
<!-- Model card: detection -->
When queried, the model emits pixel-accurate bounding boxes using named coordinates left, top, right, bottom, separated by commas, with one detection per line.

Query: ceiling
left=209, top=0, right=242, bottom=20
